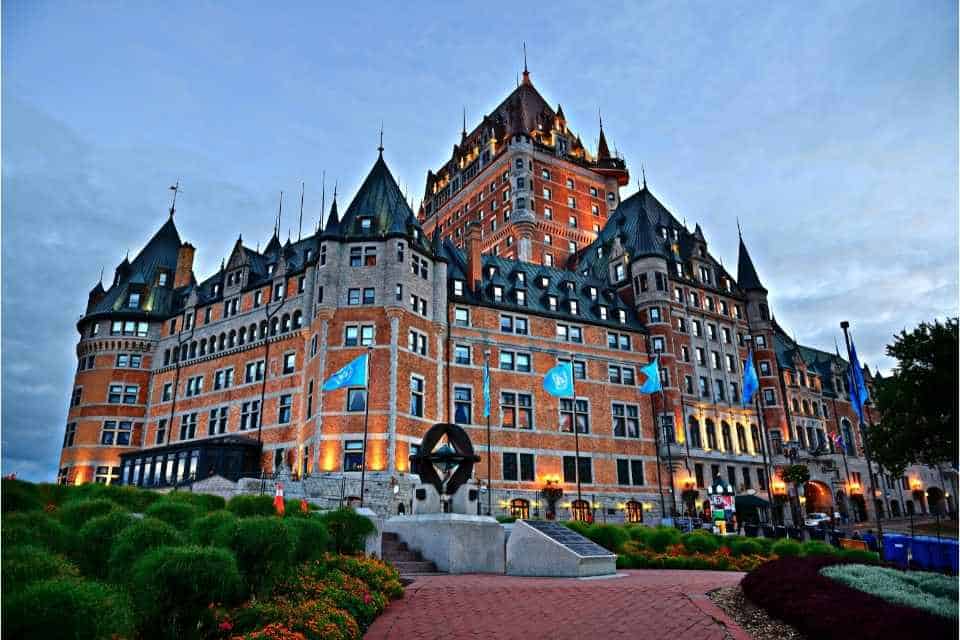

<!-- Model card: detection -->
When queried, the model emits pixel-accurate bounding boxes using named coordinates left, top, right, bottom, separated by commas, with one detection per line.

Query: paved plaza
left=365, top=570, right=748, bottom=640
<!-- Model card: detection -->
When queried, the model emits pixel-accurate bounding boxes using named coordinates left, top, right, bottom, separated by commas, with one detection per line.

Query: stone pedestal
left=506, top=520, right=616, bottom=577
left=384, top=513, right=505, bottom=574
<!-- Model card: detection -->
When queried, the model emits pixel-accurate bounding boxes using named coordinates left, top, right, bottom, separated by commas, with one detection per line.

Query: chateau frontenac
left=58, top=68, right=954, bottom=524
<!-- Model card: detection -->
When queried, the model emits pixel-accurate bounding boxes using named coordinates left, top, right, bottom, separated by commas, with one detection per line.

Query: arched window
left=802, top=400, right=810, bottom=415
left=721, top=422, right=733, bottom=451
left=292, top=310, right=303, bottom=329
left=208, top=336, right=217, bottom=353
left=688, top=416, right=702, bottom=448
left=163, top=349, right=170, bottom=366
left=189, top=341, right=197, bottom=359
left=792, top=398, right=800, bottom=413
left=751, top=425, right=761, bottom=453
left=812, top=403, right=820, bottom=417
left=180, top=344, right=188, bottom=361
left=238, top=327, right=246, bottom=345
left=281, top=314, right=290, bottom=332
left=705, top=420, right=718, bottom=449
left=216, top=333, right=225, bottom=350
left=259, top=321, right=268, bottom=339
left=509, top=498, right=529, bottom=519
left=249, top=323, right=257, bottom=341
left=270, top=317, right=279, bottom=336
left=570, top=499, right=591, bottom=522
left=625, top=500, right=643, bottom=523
left=841, top=419, right=855, bottom=456
left=228, top=330, right=236, bottom=348
left=736, top=423, right=748, bottom=452
left=199, top=340, right=206, bottom=356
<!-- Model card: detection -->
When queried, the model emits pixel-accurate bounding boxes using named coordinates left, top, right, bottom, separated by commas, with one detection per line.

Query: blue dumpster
left=947, top=541, right=959, bottom=574
left=862, top=533, right=878, bottom=552
left=883, top=536, right=909, bottom=568
left=911, top=538, right=934, bottom=570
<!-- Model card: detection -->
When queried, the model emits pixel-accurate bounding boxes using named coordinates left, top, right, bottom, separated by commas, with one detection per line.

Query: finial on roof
left=641, top=163, right=647, bottom=189
left=737, top=216, right=742, bottom=238
left=98, top=266, right=104, bottom=284
left=521, top=42, right=530, bottom=85
left=378, top=122, right=384, bottom=155
left=220, top=258, right=225, bottom=272
left=461, top=107, right=467, bottom=138
left=298, top=181, right=305, bottom=242
left=168, top=180, right=181, bottom=217
left=274, top=191, right=283, bottom=237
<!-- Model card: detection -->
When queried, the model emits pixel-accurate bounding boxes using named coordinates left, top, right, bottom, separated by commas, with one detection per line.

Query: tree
left=782, top=464, right=810, bottom=524
left=869, top=318, right=958, bottom=473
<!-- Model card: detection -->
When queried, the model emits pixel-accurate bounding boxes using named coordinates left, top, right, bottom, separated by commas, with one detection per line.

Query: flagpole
left=747, top=341, right=776, bottom=513
left=644, top=354, right=667, bottom=520
left=571, top=369, right=583, bottom=511
left=359, top=346, right=372, bottom=508
left=658, top=382, right=677, bottom=518
left=484, top=350, right=492, bottom=517
left=840, top=321, right=884, bottom=552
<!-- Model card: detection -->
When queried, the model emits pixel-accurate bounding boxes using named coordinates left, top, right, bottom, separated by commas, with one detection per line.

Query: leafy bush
left=144, top=500, right=200, bottom=529
left=3, top=577, right=135, bottom=640
left=130, top=545, right=243, bottom=639
left=586, top=524, right=630, bottom=553
left=321, top=553, right=404, bottom=599
left=821, top=564, right=957, bottom=619
left=1, top=545, right=79, bottom=592
left=228, top=494, right=277, bottom=518
left=728, top=538, right=764, bottom=557
left=1, top=478, right=43, bottom=513
left=285, top=517, right=331, bottom=562
left=2, top=511, right=75, bottom=553
left=800, top=540, right=838, bottom=557
left=318, top=508, right=375, bottom=555
left=76, top=511, right=135, bottom=577
left=65, top=483, right=159, bottom=512
left=216, top=516, right=293, bottom=596
left=282, top=498, right=312, bottom=518
left=495, top=515, right=517, bottom=523
left=772, top=539, right=802, bottom=557
left=624, top=524, right=650, bottom=543
left=682, top=530, right=720, bottom=554
left=58, top=498, right=120, bottom=528
left=752, top=536, right=775, bottom=555
left=840, top=548, right=880, bottom=564
left=108, top=517, right=184, bottom=582
left=563, top=519, right=592, bottom=537
left=161, top=491, right=226, bottom=513
left=646, top=526, right=682, bottom=552
left=190, top=509, right=238, bottom=546
left=229, top=599, right=360, bottom=640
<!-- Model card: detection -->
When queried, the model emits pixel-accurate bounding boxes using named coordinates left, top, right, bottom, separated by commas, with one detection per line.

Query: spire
left=168, top=180, right=180, bottom=217
left=641, top=163, right=647, bottom=189
left=736, top=228, right=766, bottom=292
left=461, top=107, right=467, bottom=139
left=521, top=42, right=531, bottom=85
left=323, top=183, right=340, bottom=234
left=378, top=122, right=384, bottom=156
left=597, top=110, right=611, bottom=160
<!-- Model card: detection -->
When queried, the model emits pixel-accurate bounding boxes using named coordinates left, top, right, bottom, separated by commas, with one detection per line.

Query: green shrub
left=108, top=517, right=183, bottom=582
left=190, top=509, right=238, bottom=546
left=821, top=563, right=957, bottom=619
left=285, top=517, right=331, bottom=562
left=624, top=525, right=651, bottom=544
left=2, top=511, right=75, bottom=554
left=647, top=526, right=682, bottom=552
left=839, top=548, right=880, bottom=564
left=131, top=545, right=243, bottom=639
left=227, top=494, right=276, bottom=518
left=496, top=515, right=517, bottom=523
left=161, top=491, right=226, bottom=513
left=3, top=577, right=135, bottom=640
left=728, top=538, right=764, bottom=557
left=1, top=478, right=43, bottom=513
left=587, top=524, right=630, bottom=553
left=1, top=545, right=79, bottom=592
left=216, top=516, right=293, bottom=596
left=323, top=554, right=404, bottom=600
left=563, top=520, right=592, bottom=537
left=800, top=540, right=838, bottom=557
left=318, top=508, right=375, bottom=555
left=65, top=483, right=158, bottom=512
left=58, top=498, right=120, bottom=529
left=753, top=536, right=775, bottom=555
left=282, top=498, right=312, bottom=518
left=35, top=482, right=71, bottom=508
left=772, top=539, right=802, bottom=557
left=77, top=511, right=135, bottom=577
left=682, top=530, right=720, bottom=554
left=144, top=500, right=200, bottom=529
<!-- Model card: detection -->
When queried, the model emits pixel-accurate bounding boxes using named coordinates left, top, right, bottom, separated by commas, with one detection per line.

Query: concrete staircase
left=382, top=532, right=439, bottom=575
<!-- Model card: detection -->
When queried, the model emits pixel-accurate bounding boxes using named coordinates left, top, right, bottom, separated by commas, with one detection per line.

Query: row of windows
left=162, top=311, right=304, bottom=366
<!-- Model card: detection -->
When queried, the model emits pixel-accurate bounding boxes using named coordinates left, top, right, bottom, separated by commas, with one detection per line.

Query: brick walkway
left=365, top=570, right=748, bottom=640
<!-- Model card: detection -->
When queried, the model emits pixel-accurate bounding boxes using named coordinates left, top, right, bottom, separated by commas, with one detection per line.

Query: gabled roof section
left=737, top=234, right=766, bottom=292
left=339, top=153, right=419, bottom=239
left=772, top=321, right=850, bottom=398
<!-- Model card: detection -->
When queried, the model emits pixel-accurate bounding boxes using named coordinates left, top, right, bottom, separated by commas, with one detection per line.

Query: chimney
left=174, top=242, right=195, bottom=289
left=465, top=222, right=482, bottom=293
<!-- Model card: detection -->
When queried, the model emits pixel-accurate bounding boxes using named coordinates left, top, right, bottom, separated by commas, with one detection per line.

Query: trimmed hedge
left=161, top=491, right=226, bottom=512
left=285, top=517, right=331, bottom=563
left=76, top=511, right=135, bottom=577
left=108, top=517, right=184, bottom=582
left=682, top=530, right=721, bottom=554
left=144, top=500, right=200, bottom=529
left=190, top=509, right=238, bottom=546
left=3, top=577, right=136, bottom=640
left=58, top=498, right=120, bottom=528
left=318, top=508, right=375, bottom=555
left=771, top=539, right=802, bottom=557
left=1, top=545, right=79, bottom=592
left=130, top=546, right=243, bottom=639
left=215, top=516, right=293, bottom=596
left=2, top=511, right=76, bottom=554
left=227, top=494, right=276, bottom=518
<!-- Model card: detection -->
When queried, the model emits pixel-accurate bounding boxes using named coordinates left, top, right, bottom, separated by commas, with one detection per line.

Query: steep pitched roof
left=737, top=234, right=766, bottom=292
left=338, top=153, right=418, bottom=239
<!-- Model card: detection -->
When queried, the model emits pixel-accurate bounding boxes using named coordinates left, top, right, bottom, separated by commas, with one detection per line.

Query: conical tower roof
left=737, top=233, right=766, bottom=292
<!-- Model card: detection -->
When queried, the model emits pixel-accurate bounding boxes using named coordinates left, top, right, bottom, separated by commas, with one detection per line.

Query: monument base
left=384, top=513, right=505, bottom=574
left=506, top=520, right=617, bottom=577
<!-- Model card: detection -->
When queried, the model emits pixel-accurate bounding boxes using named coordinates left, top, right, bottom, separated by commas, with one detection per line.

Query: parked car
left=804, top=512, right=833, bottom=527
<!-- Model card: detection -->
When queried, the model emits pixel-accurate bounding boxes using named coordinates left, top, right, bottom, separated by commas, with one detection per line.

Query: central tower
left=420, top=66, right=628, bottom=268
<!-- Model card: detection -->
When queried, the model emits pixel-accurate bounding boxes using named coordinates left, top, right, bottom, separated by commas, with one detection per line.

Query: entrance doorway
left=510, top=498, right=530, bottom=520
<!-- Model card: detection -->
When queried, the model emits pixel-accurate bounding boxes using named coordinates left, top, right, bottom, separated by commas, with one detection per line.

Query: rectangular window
left=343, top=440, right=364, bottom=471
left=408, top=330, right=427, bottom=356
left=244, top=361, right=265, bottom=383
left=108, top=384, right=138, bottom=404
left=763, top=389, right=776, bottom=406
left=283, top=352, right=296, bottom=374
left=501, top=392, right=533, bottom=429
left=410, top=376, right=425, bottom=417
left=562, top=456, right=592, bottom=484
left=613, top=403, right=640, bottom=438
left=240, top=401, right=260, bottom=430
left=347, top=288, right=361, bottom=305
left=63, top=422, right=77, bottom=447
left=347, top=388, right=367, bottom=412
left=307, top=380, right=314, bottom=417
left=454, top=387, right=472, bottom=424
left=502, top=452, right=518, bottom=481
left=156, top=419, right=167, bottom=445
left=454, top=344, right=471, bottom=364
left=185, top=376, right=203, bottom=397
left=560, top=398, right=589, bottom=434
left=362, top=287, right=375, bottom=304
left=208, top=407, right=228, bottom=435
left=178, top=413, right=198, bottom=440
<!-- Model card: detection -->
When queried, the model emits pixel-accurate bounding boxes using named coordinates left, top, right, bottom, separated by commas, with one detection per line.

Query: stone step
left=383, top=550, right=422, bottom=562
left=381, top=540, right=409, bottom=551
left=391, top=560, right=437, bottom=574
left=382, top=532, right=400, bottom=542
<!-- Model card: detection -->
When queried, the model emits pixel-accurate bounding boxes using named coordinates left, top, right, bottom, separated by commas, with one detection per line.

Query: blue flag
left=846, top=340, right=869, bottom=421
left=322, top=353, right=368, bottom=391
left=482, top=359, right=491, bottom=418
left=742, top=349, right=759, bottom=406
left=639, top=356, right=661, bottom=394
left=543, top=361, right=575, bottom=397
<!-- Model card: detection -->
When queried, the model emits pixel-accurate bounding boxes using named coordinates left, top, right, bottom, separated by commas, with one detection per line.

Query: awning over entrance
left=735, top=494, right=771, bottom=509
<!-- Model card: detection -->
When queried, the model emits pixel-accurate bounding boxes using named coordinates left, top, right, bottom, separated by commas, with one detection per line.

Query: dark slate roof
left=736, top=235, right=765, bottom=291
left=772, top=322, right=851, bottom=398
left=86, top=216, right=183, bottom=319
left=337, top=154, right=418, bottom=236
left=442, top=240, right=643, bottom=330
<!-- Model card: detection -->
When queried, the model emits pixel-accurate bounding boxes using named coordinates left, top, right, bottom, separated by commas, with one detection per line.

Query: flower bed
left=821, top=563, right=958, bottom=620
left=742, top=555, right=956, bottom=639
left=1, top=479, right=401, bottom=640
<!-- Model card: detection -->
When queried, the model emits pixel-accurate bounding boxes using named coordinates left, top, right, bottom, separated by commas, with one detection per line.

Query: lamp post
left=483, top=349, right=492, bottom=518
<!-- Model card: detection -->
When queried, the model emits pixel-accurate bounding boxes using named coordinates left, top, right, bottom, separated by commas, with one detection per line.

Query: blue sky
left=3, top=1, right=957, bottom=481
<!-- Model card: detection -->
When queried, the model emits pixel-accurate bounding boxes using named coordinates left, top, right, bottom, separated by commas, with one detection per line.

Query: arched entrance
left=874, top=499, right=885, bottom=519
left=927, top=487, right=946, bottom=515
left=850, top=494, right=867, bottom=522
left=889, top=500, right=901, bottom=517
left=625, top=500, right=643, bottom=524
left=912, top=489, right=927, bottom=514
left=510, top=498, right=530, bottom=519
left=906, top=499, right=916, bottom=515
left=803, top=481, right=832, bottom=517
left=835, top=490, right=849, bottom=520
left=570, top=499, right=591, bottom=522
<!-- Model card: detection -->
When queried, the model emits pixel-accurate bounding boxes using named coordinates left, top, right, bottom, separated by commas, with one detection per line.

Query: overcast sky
left=3, top=1, right=957, bottom=481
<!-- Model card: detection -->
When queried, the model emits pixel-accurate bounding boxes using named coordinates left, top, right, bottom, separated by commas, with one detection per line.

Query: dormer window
left=614, top=264, right=625, bottom=281
left=453, top=280, right=464, bottom=296
left=599, top=306, right=608, bottom=320
left=588, top=287, right=598, bottom=300
left=569, top=300, right=578, bottom=315
left=516, top=290, right=526, bottom=305
left=213, top=283, right=221, bottom=296
left=158, top=272, right=169, bottom=287
left=565, top=281, right=575, bottom=293
left=127, top=292, right=141, bottom=309
left=492, top=286, right=503, bottom=302
left=305, top=249, right=314, bottom=262
left=267, top=264, right=275, bottom=275
left=515, top=272, right=525, bottom=286
left=539, top=276, right=550, bottom=288
left=360, top=217, right=373, bottom=231
left=547, top=295, right=558, bottom=311
left=487, top=266, right=497, bottom=278
left=618, top=309, right=627, bottom=323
